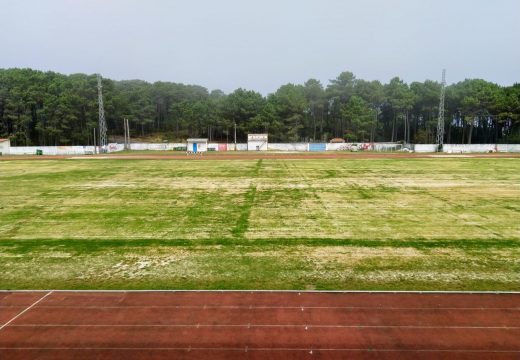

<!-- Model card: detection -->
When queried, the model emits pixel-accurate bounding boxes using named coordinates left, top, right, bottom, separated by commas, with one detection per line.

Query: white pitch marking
left=27, top=305, right=520, bottom=311
left=1, top=290, right=519, bottom=294
left=0, top=291, right=53, bottom=332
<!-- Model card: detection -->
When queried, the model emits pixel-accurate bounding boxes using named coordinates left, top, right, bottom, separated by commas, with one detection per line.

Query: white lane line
left=0, top=347, right=519, bottom=353
left=0, top=291, right=52, bottom=332
left=7, top=324, right=520, bottom=329
left=28, top=305, right=520, bottom=310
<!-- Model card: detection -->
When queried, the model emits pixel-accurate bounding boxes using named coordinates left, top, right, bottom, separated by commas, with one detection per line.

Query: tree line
left=0, top=68, right=519, bottom=146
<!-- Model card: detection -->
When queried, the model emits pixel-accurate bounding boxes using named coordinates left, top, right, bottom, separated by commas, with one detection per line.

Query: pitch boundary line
left=1, top=290, right=519, bottom=294
left=0, top=291, right=52, bottom=331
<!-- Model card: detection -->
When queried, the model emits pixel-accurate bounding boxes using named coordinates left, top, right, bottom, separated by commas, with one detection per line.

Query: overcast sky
left=1, top=0, right=519, bottom=94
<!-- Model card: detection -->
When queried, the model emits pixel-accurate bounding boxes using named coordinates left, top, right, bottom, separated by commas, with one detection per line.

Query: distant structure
left=97, top=74, right=107, bottom=152
left=247, top=134, right=268, bottom=151
left=0, top=138, right=10, bottom=155
left=186, top=138, right=208, bottom=154
left=436, top=69, right=446, bottom=149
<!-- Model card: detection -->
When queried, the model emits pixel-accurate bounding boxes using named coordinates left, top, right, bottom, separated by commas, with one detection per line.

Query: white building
left=247, top=134, right=268, bottom=151
left=186, top=138, right=208, bottom=154
left=0, top=138, right=10, bottom=155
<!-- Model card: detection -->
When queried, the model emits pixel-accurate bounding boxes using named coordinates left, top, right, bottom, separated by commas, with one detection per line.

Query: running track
left=0, top=291, right=519, bottom=359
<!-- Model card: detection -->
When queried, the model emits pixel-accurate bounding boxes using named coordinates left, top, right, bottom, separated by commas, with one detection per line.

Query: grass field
left=1, top=157, right=519, bottom=290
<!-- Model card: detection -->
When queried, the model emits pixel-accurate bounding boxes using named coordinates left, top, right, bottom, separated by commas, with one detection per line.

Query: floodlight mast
left=97, top=74, right=107, bottom=153
left=436, top=69, right=446, bottom=149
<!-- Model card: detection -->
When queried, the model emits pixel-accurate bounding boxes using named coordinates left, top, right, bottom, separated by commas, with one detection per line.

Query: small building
left=247, top=134, right=268, bottom=151
left=186, top=138, right=208, bottom=154
left=329, top=137, right=345, bottom=143
left=0, top=138, right=10, bottom=155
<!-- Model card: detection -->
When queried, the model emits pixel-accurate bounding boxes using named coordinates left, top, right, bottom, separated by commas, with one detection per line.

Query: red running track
left=0, top=291, right=519, bottom=359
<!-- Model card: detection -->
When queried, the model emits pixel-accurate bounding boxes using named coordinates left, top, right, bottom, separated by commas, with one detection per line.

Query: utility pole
left=436, top=69, right=446, bottom=151
left=123, top=118, right=127, bottom=150
left=234, top=122, right=237, bottom=151
left=97, top=74, right=107, bottom=153
left=93, top=128, right=97, bottom=154
left=126, top=118, right=130, bottom=150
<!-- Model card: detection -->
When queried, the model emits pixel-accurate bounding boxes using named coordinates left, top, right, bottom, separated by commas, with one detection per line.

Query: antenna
left=436, top=69, right=446, bottom=149
left=97, top=74, right=107, bottom=152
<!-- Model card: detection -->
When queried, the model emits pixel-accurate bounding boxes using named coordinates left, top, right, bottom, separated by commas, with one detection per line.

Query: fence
left=6, top=142, right=520, bottom=155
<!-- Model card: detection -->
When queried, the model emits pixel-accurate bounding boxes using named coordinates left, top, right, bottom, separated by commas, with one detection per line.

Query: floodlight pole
left=436, top=69, right=446, bottom=151
left=97, top=74, right=107, bottom=153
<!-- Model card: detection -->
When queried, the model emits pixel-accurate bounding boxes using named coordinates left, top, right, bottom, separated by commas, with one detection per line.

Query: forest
left=0, top=68, right=519, bottom=146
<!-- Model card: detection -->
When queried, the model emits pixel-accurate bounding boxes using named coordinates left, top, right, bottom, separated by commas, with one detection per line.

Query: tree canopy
left=0, top=68, right=518, bottom=145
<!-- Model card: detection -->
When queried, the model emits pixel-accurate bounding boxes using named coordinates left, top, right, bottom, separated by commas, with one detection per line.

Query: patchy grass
left=0, top=158, right=519, bottom=290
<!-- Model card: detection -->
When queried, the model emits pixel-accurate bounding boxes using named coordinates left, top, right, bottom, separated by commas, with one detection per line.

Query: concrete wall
left=308, top=143, right=326, bottom=152
left=248, top=140, right=268, bottom=151
left=444, top=144, right=496, bottom=153
left=412, top=144, right=520, bottom=153
left=9, top=146, right=96, bottom=155
left=8, top=143, right=124, bottom=155
left=0, top=140, right=10, bottom=155
left=267, top=143, right=307, bottom=151
left=8, top=142, right=520, bottom=155
left=129, top=143, right=185, bottom=151
left=414, top=144, right=438, bottom=153
left=496, top=144, right=520, bottom=152
left=227, top=143, right=248, bottom=151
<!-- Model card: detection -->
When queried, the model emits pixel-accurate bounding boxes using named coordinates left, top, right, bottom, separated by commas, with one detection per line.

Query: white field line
left=19, top=305, right=520, bottom=310
left=8, top=324, right=520, bottom=329
left=0, top=347, right=519, bottom=353
left=1, top=290, right=519, bottom=294
left=0, top=291, right=52, bottom=331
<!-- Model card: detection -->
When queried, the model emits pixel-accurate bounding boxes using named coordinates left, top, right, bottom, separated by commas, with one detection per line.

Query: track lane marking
left=7, top=324, right=520, bottom=329
left=0, top=291, right=52, bottom=332
left=28, top=305, right=520, bottom=310
left=0, top=347, right=519, bottom=352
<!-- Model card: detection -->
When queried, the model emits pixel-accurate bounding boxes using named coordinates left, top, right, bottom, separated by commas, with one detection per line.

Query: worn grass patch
left=0, top=157, right=519, bottom=290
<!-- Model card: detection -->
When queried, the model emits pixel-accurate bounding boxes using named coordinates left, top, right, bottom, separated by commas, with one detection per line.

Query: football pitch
left=0, top=156, right=519, bottom=290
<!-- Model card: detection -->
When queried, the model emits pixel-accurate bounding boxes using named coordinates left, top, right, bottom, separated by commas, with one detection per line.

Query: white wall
left=0, top=140, right=10, bottom=155
left=129, top=143, right=185, bottom=151
left=496, top=144, right=520, bottom=152
left=268, top=143, right=307, bottom=151
left=8, top=143, right=124, bottom=155
left=443, top=144, right=496, bottom=153
left=248, top=140, right=268, bottom=151
left=414, top=144, right=438, bottom=153
left=227, top=143, right=248, bottom=151
left=7, top=142, right=520, bottom=155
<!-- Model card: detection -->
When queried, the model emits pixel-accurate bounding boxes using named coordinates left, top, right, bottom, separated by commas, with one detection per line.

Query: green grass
left=0, top=157, right=519, bottom=290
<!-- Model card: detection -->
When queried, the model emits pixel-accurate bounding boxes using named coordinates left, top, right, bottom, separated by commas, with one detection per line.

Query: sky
left=1, top=0, right=519, bottom=94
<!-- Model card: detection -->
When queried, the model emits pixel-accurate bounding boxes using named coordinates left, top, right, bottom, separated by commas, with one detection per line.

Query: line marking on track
left=26, top=305, right=520, bottom=310
left=0, top=347, right=519, bottom=353
left=0, top=291, right=52, bottom=332
left=8, top=324, right=520, bottom=329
